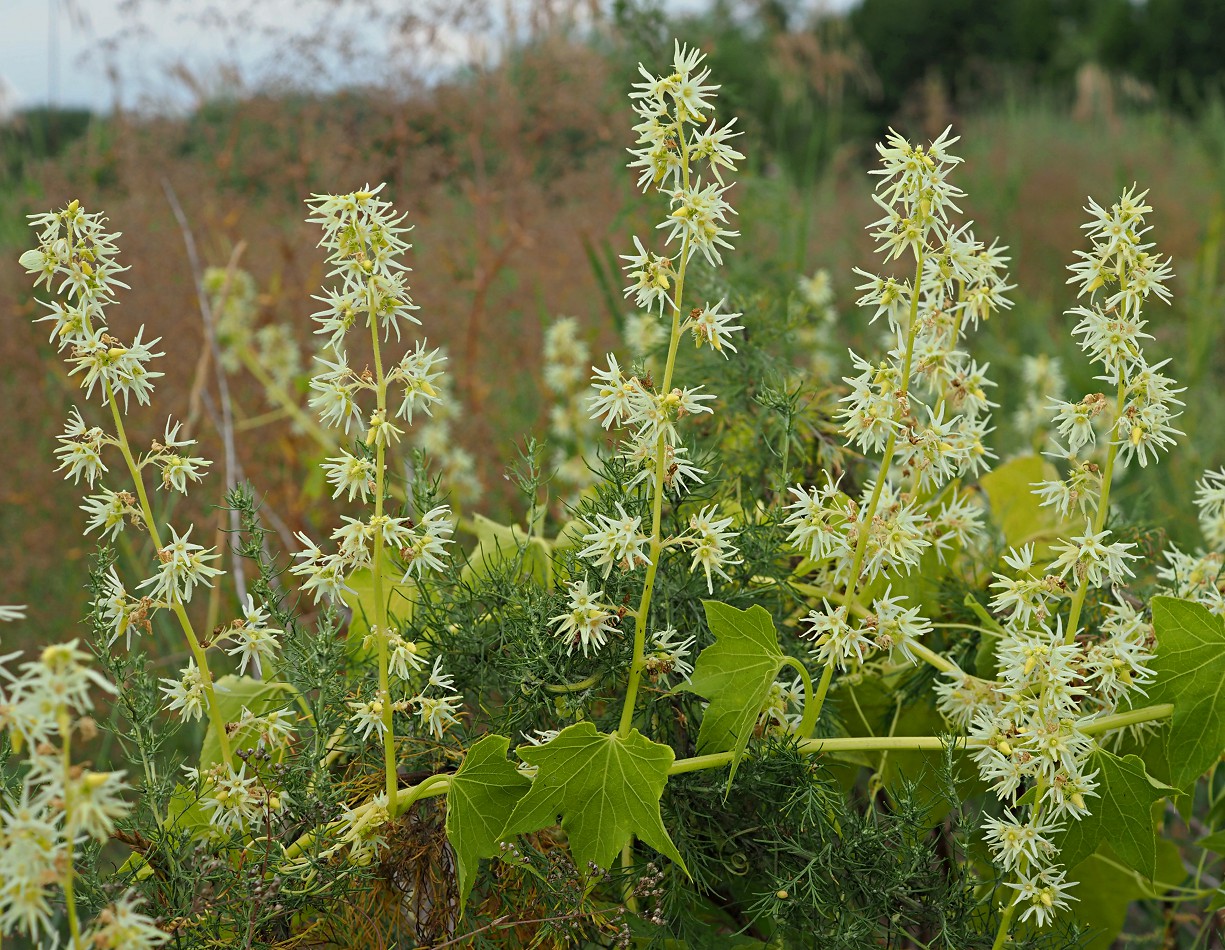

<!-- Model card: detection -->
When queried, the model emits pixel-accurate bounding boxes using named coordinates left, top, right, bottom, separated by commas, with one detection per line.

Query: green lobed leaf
left=445, top=734, right=532, bottom=910
left=686, top=601, right=785, bottom=783
left=341, top=565, right=418, bottom=663
left=1060, top=838, right=1184, bottom=950
left=460, top=514, right=553, bottom=588
left=201, top=675, right=300, bottom=768
left=500, top=721, right=686, bottom=873
left=1195, top=830, right=1225, bottom=855
left=1149, top=595, right=1225, bottom=789
left=1053, top=749, right=1173, bottom=878
left=978, top=454, right=1072, bottom=559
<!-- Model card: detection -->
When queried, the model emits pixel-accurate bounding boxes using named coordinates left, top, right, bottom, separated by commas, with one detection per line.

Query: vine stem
left=236, top=346, right=337, bottom=450
left=617, top=113, right=694, bottom=739
left=990, top=877, right=1020, bottom=949
left=368, top=311, right=399, bottom=817
left=991, top=771, right=1049, bottom=950
left=277, top=703, right=1176, bottom=871
left=907, top=640, right=961, bottom=675
left=809, top=246, right=927, bottom=726
left=107, top=387, right=234, bottom=770
left=281, top=773, right=450, bottom=864
left=1080, top=702, right=1172, bottom=735
left=1064, top=379, right=1126, bottom=645
left=545, top=672, right=601, bottom=694
left=779, top=656, right=817, bottom=738
left=839, top=245, right=926, bottom=611
left=59, top=706, right=83, bottom=950
left=806, top=662, right=836, bottom=726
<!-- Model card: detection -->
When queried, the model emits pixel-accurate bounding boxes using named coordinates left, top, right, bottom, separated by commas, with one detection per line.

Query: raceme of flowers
left=7, top=187, right=468, bottom=944
left=783, top=128, right=1006, bottom=676
left=0, top=628, right=167, bottom=947
left=934, top=188, right=1180, bottom=927
left=554, top=41, right=744, bottom=662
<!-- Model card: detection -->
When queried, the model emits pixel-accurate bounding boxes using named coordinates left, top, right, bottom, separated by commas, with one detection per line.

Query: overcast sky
left=1, top=0, right=419, bottom=113
left=1, top=0, right=859, bottom=115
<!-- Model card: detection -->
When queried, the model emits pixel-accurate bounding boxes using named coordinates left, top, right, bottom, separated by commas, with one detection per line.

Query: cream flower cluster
left=542, top=316, right=601, bottom=499
left=786, top=129, right=1008, bottom=671
left=1156, top=467, right=1225, bottom=615
left=408, top=361, right=484, bottom=507
left=348, top=656, right=461, bottom=742
left=542, top=312, right=670, bottom=505
left=1041, top=186, right=1182, bottom=496
left=553, top=42, right=744, bottom=653
left=293, top=184, right=461, bottom=753
left=935, top=188, right=1179, bottom=927
left=934, top=594, right=1155, bottom=925
left=19, top=204, right=295, bottom=829
left=20, top=205, right=225, bottom=607
left=291, top=185, right=455, bottom=607
left=0, top=633, right=166, bottom=947
left=206, top=266, right=303, bottom=401
left=1012, top=354, right=1067, bottom=453
left=793, top=268, right=842, bottom=380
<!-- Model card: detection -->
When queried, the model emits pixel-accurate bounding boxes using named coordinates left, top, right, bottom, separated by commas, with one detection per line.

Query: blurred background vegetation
left=3, top=0, right=1225, bottom=641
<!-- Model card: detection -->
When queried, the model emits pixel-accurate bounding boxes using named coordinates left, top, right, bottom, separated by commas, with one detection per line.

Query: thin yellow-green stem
left=907, top=640, right=961, bottom=675
left=990, top=880, right=1019, bottom=949
left=667, top=735, right=959, bottom=776
left=811, top=247, right=927, bottom=723
left=991, top=772, right=1050, bottom=950
left=107, top=388, right=234, bottom=770
left=237, top=347, right=336, bottom=450
left=1080, top=702, right=1172, bottom=735
left=618, top=433, right=670, bottom=738
left=871, top=694, right=905, bottom=795
left=279, top=703, right=1182, bottom=871
left=621, top=840, right=638, bottom=913
left=806, top=662, right=836, bottom=725
left=545, top=672, right=601, bottom=694
left=58, top=706, right=83, bottom=950
left=839, top=246, right=926, bottom=611
left=779, top=656, right=816, bottom=739
left=1064, top=379, right=1126, bottom=645
left=368, top=315, right=399, bottom=817
left=282, top=773, right=451, bottom=864
left=617, top=115, right=694, bottom=738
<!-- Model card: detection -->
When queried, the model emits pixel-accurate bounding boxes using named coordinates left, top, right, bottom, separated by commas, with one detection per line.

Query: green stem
left=932, top=622, right=1001, bottom=637
left=668, top=735, right=959, bottom=777
left=1064, top=380, right=1126, bottom=646
left=990, top=880, right=1019, bottom=949
left=963, top=595, right=1007, bottom=634
left=806, top=663, right=836, bottom=726
left=237, top=346, right=336, bottom=450
left=368, top=310, right=398, bottom=817
left=59, top=707, right=83, bottom=950
left=908, top=640, right=961, bottom=675
left=810, top=247, right=927, bottom=728
left=1080, top=703, right=1173, bottom=736
left=618, top=437, right=668, bottom=738
left=839, top=245, right=924, bottom=609
left=280, top=705, right=1182, bottom=871
left=282, top=773, right=451, bottom=864
left=993, top=762, right=1051, bottom=949
left=107, top=387, right=233, bottom=770
left=621, top=841, right=638, bottom=913
left=545, top=673, right=601, bottom=694
left=779, top=656, right=816, bottom=739
left=617, top=123, right=694, bottom=738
